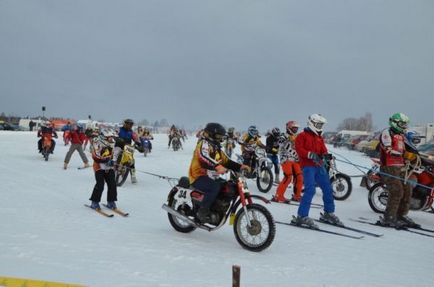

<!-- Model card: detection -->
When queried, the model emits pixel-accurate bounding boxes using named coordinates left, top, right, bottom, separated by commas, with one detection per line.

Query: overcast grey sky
left=1, top=0, right=433, bottom=131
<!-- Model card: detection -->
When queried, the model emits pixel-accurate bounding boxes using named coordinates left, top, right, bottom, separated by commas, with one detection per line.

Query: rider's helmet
left=204, top=123, right=226, bottom=144
left=286, top=121, right=300, bottom=135
left=228, top=127, right=235, bottom=136
left=247, top=125, right=259, bottom=138
left=389, top=113, right=409, bottom=134
left=123, top=119, right=134, bottom=130
left=100, top=128, right=117, bottom=143
left=271, top=127, right=281, bottom=137
left=308, top=114, right=327, bottom=135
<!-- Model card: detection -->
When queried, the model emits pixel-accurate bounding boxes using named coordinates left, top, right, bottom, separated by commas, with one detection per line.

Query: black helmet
left=124, top=119, right=134, bottom=125
left=271, top=127, right=281, bottom=137
left=204, top=123, right=226, bottom=143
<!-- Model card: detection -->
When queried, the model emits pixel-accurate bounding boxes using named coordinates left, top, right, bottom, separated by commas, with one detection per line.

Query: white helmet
left=308, top=114, right=327, bottom=135
left=100, top=128, right=117, bottom=139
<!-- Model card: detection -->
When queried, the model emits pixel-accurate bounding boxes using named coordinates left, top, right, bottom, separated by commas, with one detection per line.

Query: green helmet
left=389, top=113, right=410, bottom=134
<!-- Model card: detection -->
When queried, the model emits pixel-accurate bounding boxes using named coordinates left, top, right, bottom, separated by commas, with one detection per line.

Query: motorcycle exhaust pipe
left=162, top=204, right=212, bottom=232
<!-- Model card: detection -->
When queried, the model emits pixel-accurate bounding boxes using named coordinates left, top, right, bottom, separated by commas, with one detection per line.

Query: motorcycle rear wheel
left=167, top=192, right=196, bottom=233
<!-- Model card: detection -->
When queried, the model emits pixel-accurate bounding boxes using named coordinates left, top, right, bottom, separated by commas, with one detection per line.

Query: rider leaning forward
left=188, top=123, right=250, bottom=224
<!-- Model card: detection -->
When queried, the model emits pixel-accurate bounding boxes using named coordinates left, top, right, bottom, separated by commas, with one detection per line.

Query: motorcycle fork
left=237, top=180, right=253, bottom=227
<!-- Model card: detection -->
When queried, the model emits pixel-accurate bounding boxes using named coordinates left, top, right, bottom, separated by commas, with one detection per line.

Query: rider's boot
left=196, top=207, right=219, bottom=224
left=131, top=169, right=137, bottom=183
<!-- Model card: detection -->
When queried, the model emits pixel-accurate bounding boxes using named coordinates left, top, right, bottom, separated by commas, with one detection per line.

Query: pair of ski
left=275, top=216, right=383, bottom=239
left=270, top=197, right=323, bottom=209
left=351, top=218, right=434, bottom=239
left=84, top=204, right=129, bottom=218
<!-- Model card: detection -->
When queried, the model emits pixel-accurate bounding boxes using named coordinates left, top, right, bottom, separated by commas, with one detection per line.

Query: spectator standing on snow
left=63, top=125, right=89, bottom=169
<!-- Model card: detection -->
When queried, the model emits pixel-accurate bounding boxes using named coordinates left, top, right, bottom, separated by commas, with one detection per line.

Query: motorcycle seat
left=178, top=176, right=191, bottom=189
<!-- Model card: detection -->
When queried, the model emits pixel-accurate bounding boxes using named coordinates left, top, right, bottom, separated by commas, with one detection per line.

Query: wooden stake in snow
left=232, top=265, right=240, bottom=287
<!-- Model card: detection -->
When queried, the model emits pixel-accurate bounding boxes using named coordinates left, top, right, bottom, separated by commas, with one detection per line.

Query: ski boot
left=291, top=215, right=319, bottom=229
left=63, top=163, right=68, bottom=170
left=106, top=201, right=117, bottom=210
left=90, top=201, right=101, bottom=210
left=320, top=212, right=344, bottom=227
left=271, top=195, right=290, bottom=204
left=376, top=215, right=406, bottom=230
left=398, top=215, right=421, bottom=229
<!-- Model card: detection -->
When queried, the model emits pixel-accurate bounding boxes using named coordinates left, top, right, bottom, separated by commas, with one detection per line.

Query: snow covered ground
left=1, top=131, right=434, bottom=287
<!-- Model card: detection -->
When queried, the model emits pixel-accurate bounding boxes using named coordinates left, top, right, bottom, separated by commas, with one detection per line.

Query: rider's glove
left=215, top=164, right=227, bottom=175
left=308, top=152, right=321, bottom=164
left=107, top=159, right=115, bottom=167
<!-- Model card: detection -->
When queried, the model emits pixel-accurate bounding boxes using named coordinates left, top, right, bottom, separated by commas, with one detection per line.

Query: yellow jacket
left=189, top=139, right=241, bottom=183
left=240, top=133, right=264, bottom=154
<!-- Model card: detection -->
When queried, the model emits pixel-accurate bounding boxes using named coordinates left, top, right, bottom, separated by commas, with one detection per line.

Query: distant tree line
left=337, top=113, right=373, bottom=132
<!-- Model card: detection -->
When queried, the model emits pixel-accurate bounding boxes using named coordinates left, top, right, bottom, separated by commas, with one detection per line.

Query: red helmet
left=286, top=121, right=300, bottom=135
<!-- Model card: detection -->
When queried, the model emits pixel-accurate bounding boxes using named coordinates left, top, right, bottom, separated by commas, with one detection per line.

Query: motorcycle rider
left=223, top=127, right=237, bottom=158
left=240, top=125, right=266, bottom=176
left=140, top=127, right=154, bottom=153
left=37, top=121, right=58, bottom=153
left=266, top=127, right=282, bottom=184
left=189, top=123, right=250, bottom=224
left=89, top=129, right=118, bottom=210
left=168, top=125, right=183, bottom=150
left=273, top=121, right=303, bottom=203
left=291, top=114, right=342, bottom=229
left=114, top=119, right=142, bottom=183
left=377, top=113, right=420, bottom=228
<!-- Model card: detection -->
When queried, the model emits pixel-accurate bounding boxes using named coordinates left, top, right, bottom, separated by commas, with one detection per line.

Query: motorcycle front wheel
left=233, top=203, right=275, bottom=252
left=115, top=167, right=130, bottom=187
left=256, top=167, right=273, bottom=193
left=331, top=173, right=352, bottom=201
left=368, top=183, right=388, bottom=213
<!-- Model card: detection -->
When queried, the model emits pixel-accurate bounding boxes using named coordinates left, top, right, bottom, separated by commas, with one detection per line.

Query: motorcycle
left=325, top=155, right=353, bottom=200
left=141, top=138, right=152, bottom=157
left=224, top=137, right=236, bottom=158
left=236, top=147, right=274, bottom=193
left=368, top=155, right=434, bottom=213
left=172, top=137, right=182, bottom=151
left=360, top=158, right=381, bottom=190
left=41, top=134, right=53, bottom=161
left=162, top=171, right=276, bottom=252
left=115, top=144, right=137, bottom=186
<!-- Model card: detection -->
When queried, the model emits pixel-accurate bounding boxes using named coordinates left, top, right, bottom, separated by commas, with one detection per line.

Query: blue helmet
left=248, top=125, right=259, bottom=137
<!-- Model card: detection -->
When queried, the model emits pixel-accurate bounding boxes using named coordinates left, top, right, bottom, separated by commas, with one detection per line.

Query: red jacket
left=379, top=128, right=405, bottom=167
left=67, top=130, right=87, bottom=145
left=295, top=128, right=328, bottom=167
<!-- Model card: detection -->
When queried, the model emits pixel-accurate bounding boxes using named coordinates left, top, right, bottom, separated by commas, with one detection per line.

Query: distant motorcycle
left=141, top=138, right=152, bottom=157
left=41, top=134, right=53, bottom=161
left=224, top=137, right=236, bottom=158
left=115, top=144, right=137, bottom=186
left=237, top=147, right=274, bottom=193
left=172, top=137, right=182, bottom=151
left=163, top=170, right=276, bottom=252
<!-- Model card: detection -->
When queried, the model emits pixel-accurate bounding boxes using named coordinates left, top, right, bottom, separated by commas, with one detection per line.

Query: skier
left=240, top=125, right=265, bottom=175
left=89, top=129, right=118, bottom=210
left=272, top=121, right=303, bottom=203
left=63, top=125, right=90, bottom=169
left=189, top=123, right=250, bottom=224
left=37, top=121, right=58, bottom=153
left=266, top=127, right=282, bottom=184
left=291, top=114, right=342, bottom=229
left=377, top=113, right=420, bottom=228
left=114, top=119, right=142, bottom=183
